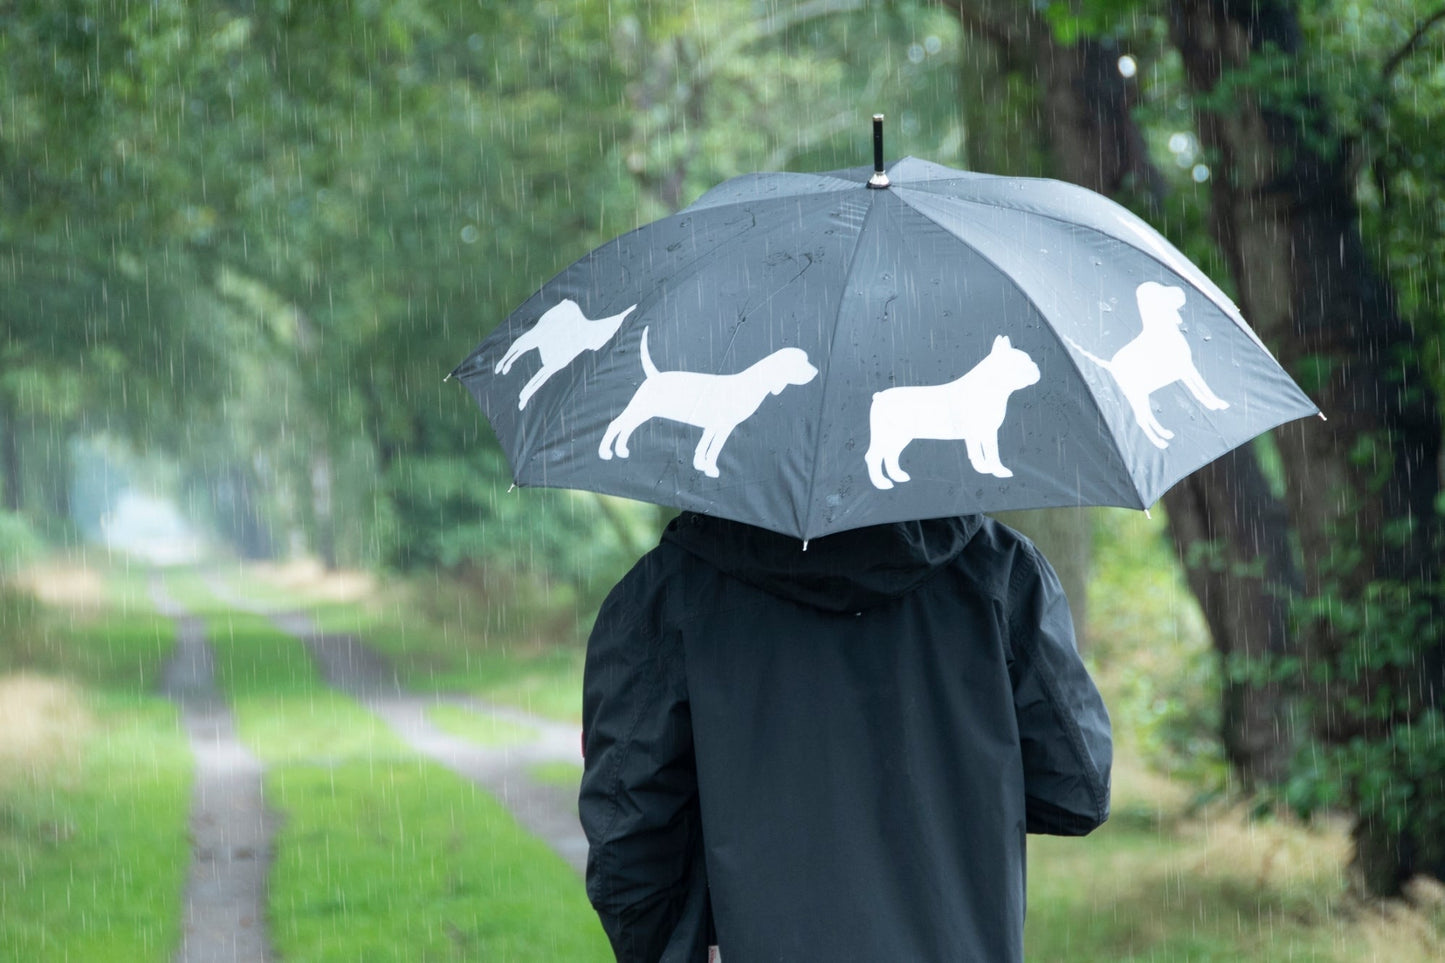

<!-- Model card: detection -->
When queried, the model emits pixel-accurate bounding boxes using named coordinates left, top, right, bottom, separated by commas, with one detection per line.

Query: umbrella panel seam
left=888, top=189, right=1145, bottom=510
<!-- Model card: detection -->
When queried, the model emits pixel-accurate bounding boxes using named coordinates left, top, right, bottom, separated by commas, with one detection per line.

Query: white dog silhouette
left=495, top=299, right=637, bottom=410
left=1070, top=281, right=1229, bottom=449
left=865, top=335, right=1041, bottom=489
left=598, top=329, right=819, bottom=478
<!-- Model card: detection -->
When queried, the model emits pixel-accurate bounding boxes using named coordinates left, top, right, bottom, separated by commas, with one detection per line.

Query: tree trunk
left=0, top=395, right=21, bottom=514
left=215, top=464, right=274, bottom=561
left=38, top=419, right=73, bottom=528
left=310, top=452, right=338, bottom=570
left=1161, top=448, right=1300, bottom=788
left=951, top=0, right=1299, bottom=775
left=1169, top=0, right=1445, bottom=895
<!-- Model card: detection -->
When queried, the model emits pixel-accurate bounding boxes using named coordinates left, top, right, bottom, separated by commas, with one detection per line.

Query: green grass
left=204, top=610, right=407, bottom=762
left=268, top=760, right=609, bottom=962
left=1023, top=796, right=1414, bottom=962
left=152, top=565, right=232, bottom=619
left=229, top=564, right=591, bottom=723
left=1, top=568, right=191, bottom=963
left=181, top=581, right=609, bottom=960
left=1019, top=508, right=1445, bottom=962
left=12, top=540, right=1444, bottom=962
left=337, top=603, right=585, bottom=721
left=0, top=695, right=191, bottom=963
left=2, top=559, right=190, bottom=963
left=427, top=703, right=540, bottom=748
left=1, top=581, right=175, bottom=694
left=527, top=761, right=583, bottom=797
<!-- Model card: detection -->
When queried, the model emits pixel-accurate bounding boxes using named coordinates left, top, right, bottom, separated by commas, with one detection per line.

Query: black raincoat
left=580, top=512, right=1111, bottom=962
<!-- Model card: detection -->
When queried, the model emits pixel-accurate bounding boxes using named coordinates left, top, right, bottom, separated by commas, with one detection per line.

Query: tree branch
left=1381, top=7, right=1445, bottom=82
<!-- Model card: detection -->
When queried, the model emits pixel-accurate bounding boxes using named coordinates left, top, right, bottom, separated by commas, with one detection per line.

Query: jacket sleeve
left=1008, top=542, right=1112, bottom=836
left=579, top=558, right=711, bottom=962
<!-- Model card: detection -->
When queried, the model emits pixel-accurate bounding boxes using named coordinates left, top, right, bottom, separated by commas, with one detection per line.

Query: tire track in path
left=203, top=575, right=589, bottom=875
left=152, top=576, right=277, bottom=963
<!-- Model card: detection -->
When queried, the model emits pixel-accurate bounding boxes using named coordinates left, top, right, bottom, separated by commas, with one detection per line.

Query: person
left=580, top=511, right=1111, bottom=962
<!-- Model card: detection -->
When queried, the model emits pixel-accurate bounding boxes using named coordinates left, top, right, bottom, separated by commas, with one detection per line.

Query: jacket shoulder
left=953, top=516, right=1041, bottom=596
left=592, top=541, right=698, bottom=640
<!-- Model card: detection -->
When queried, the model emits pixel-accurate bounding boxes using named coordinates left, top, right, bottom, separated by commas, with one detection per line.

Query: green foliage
left=381, top=450, right=647, bottom=586
left=1287, top=712, right=1445, bottom=875
left=1280, top=522, right=1445, bottom=870
left=1089, top=509, right=1224, bottom=787
left=1041, top=0, right=1160, bottom=46
left=0, top=512, right=42, bottom=574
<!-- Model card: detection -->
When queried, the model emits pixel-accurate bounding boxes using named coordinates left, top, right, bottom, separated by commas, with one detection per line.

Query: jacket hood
left=662, top=512, right=983, bottom=613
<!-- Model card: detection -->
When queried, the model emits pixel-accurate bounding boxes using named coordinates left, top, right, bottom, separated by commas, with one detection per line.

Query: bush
left=0, top=510, right=41, bottom=574
left=1088, top=508, right=1225, bottom=789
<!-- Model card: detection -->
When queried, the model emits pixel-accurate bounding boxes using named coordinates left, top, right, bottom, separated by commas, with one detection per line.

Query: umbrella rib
left=520, top=193, right=857, bottom=503
left=507, top=205, right=768, bottom=486
left=681, top=173, right=861, bottom=216
left=890, top=189, right=1147, bottom=509
left=894, top=184, right=1263, bottom=348
left=797, top=193, right=883, bottom=540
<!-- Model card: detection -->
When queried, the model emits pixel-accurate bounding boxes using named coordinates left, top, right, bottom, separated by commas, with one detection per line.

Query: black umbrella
left=452, top=116, right=1317, bottom=541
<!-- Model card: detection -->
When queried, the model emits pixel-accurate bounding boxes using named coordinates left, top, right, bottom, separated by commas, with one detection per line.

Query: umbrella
left=451, top=116, right=1318, bottom=542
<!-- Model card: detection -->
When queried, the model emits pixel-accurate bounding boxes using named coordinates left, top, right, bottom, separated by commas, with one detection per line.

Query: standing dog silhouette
left=599, top=328, right=819, bottom=478
left=495, top=299, right=637, bottom=409
left=865, top=335, right=1041, bottom=489
left=1069, top=281, right=1229, bottom=449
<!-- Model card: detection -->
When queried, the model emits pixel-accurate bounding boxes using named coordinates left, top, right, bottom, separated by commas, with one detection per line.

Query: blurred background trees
left=2, top=0, right=1442, bottom=897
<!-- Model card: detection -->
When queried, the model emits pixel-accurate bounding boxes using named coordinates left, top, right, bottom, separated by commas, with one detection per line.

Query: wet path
left=204, top=575, right=590, bottom=875
left=152, top=577, right=277, bottom=963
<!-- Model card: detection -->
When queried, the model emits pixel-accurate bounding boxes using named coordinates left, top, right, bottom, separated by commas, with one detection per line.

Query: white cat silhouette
left=495, top=299, right=637, bottom=410
left=865, top=335, right=1041, bottom=489
left=1070, top=281, right=1229, bottom=449
left=599, top=328, right=818, bottom=478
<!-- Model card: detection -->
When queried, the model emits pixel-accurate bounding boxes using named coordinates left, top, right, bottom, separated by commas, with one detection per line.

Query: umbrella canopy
left=452, top=137, right=1317, bottom=541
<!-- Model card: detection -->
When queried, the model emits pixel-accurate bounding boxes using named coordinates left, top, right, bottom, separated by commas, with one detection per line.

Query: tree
left=1168, top=0, right=1445, bottom=894
left=940, top=2, right=1302, bottom=777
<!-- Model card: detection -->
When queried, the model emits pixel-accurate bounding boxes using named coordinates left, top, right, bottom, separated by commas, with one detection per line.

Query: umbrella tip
left=868, top=114, right=890, bottom=189
left=1318, top=411, right=1328, bottom=422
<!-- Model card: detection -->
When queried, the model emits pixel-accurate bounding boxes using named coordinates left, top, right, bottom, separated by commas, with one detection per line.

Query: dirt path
left=205, top=576, right=590, bottom=874
left=152, top=578, right=277, bottom=963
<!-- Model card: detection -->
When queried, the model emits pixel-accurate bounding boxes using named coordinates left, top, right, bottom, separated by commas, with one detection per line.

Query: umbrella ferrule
left=868, top=113, right=890, bottom=189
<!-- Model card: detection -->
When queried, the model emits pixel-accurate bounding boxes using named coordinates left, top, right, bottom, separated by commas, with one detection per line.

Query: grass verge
left=426, top=702, right=540, bottom=748
left=269, top=760, right=608, bottom=962
left=214, top=562, right=591, bottom=723
left=1, top=562, right=190, bottom=963
left=1026, top=766, right=1445, bottom=961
